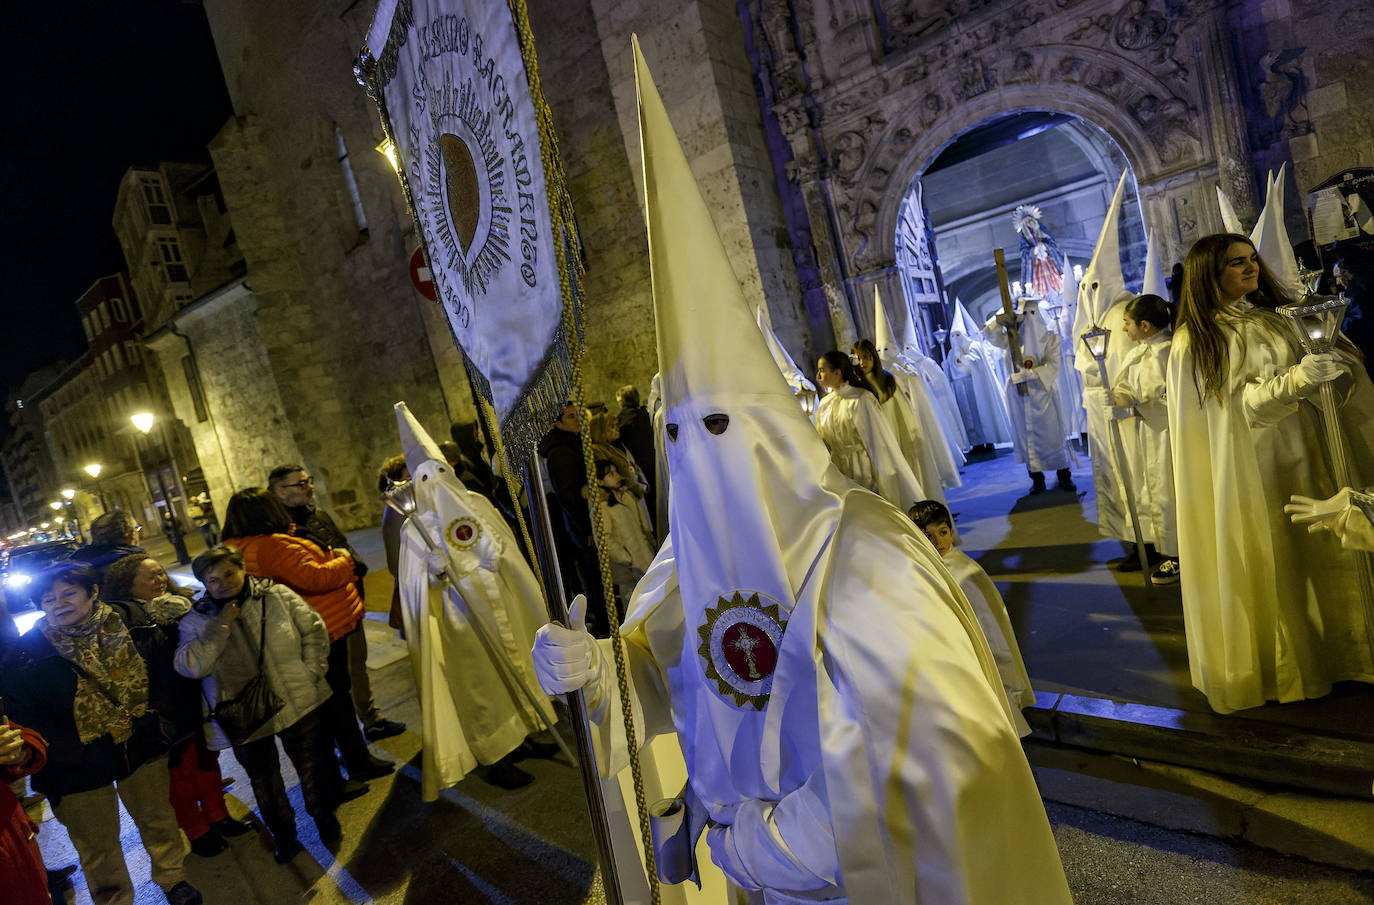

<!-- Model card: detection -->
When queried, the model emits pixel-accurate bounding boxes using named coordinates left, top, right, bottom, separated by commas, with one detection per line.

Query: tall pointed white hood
left=1250, top=163, right=1301, bottom=296
left=1077, top=171, right=1128, bottom=329
left=633, top=33, right=851, bottom=790
left=1142, top=231, right=1168, bottom=297
left=1216, top=186, right=1243, bottom=235
left=756, top=305, right=818, bottom=398
left=873, top=286, right=900, bottom=357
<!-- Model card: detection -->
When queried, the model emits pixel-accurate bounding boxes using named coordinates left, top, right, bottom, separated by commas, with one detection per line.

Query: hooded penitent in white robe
left=815, top=384, right=927, bottom=511
left=394, top=404, right=556, bottom=800
left=945, top=300, right=1014, bottom=448
left=939, top=548, right=1034, bottom=737
left=1112, top=331, right=1177, bottom=556
left=1074, top=172, right=1133, bottom=539
left=1167, top=305, right=1374, bottom=713
left=985, top=302, right=1071, bottom=472
left=873, top=290, right=963, bottom=488
left=548, top=41, right=1073, bottom=905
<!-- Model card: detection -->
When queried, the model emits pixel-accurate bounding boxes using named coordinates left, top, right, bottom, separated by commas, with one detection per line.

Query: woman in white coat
left=853, top=338, right=948, bottom=502
left=1168, top=233, right=1374, bottom=714
left=814, top=350, right=926, bottom=510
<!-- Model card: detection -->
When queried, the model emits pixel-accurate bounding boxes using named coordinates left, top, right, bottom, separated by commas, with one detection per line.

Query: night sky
left=2, top=1, right=233, bottom=400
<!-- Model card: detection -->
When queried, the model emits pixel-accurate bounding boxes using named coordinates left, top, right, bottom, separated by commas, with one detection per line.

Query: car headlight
left=4, top=572, right=29, bottom=588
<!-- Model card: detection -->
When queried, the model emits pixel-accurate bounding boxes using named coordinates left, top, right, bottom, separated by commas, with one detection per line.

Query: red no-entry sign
left=409, top=246, right=437, bottom=302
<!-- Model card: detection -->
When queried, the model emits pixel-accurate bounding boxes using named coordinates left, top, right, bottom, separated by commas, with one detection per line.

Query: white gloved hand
left=531, top=594, right=602, bottom=695
left=1292, top=353, right=1343, bottom=397
left=1285, top=488, right=1354, bottom=533
left=424, top=550, right=449, bottom=578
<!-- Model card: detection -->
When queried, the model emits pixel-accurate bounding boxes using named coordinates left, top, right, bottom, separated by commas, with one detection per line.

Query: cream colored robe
left=1112, top=332, right=1177, bottom=556
left=1167, top=303, right=1374, bottom=713
left=815, top=384, right=926, bottom=510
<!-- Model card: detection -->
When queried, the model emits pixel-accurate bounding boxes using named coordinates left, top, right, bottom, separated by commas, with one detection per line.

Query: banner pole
left=525, top=453, right=626, bottom=905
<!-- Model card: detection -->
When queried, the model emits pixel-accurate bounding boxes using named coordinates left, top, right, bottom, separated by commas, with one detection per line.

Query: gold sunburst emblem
left=448, top=517, right=481, bottom=551
left=697, top=591, right=787, bottom=711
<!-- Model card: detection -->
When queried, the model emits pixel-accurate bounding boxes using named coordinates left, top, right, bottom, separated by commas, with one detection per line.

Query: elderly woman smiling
left=0, top=561, right=203, bottom=905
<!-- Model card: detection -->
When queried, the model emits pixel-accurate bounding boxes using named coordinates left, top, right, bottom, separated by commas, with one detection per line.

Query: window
left=183, top=356, right=208, bottom=423
left=335, top=126, right=368, bottom=233
left=126, top=342, right=141, bottom=364
left=142, top=176, right=171, bottom=226
left=112, top=345, right=124, bottom=369
left=81, top=316, right=94, bottom=341
left=111, top=298, right=127, bottom=321
left=159, top=237, right=188, bottom=282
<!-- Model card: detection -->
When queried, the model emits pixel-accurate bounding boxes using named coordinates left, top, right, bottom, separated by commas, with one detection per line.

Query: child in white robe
left=910, top=499, right=1034, bottom=736
left=1112, top=293, right=1180, bottom=584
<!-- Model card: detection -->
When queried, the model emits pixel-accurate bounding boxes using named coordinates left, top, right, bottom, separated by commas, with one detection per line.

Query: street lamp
left=131, top=411, right=190, bottom=564
left=1080, top=324, right=1152, bottom=587
left=84, top=463, right=107, bottom=510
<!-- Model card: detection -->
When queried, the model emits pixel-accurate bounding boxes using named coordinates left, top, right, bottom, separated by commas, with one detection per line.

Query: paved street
left=28, top=449, right=1374, bottom=903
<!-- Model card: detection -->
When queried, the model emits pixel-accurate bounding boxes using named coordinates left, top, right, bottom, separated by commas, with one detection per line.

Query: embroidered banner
left=360, top=0, right=573, bottom=466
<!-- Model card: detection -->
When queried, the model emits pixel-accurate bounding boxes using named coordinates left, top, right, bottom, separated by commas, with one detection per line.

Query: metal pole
left=157, top=422, right=190, bottom=563
left=526, top=453, right=626, bottom=905
left=1094, top=358, right=1154, bottom=588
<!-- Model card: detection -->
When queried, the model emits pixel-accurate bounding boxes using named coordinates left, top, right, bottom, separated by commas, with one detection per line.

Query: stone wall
left=203, top=1, right=475, bottom=528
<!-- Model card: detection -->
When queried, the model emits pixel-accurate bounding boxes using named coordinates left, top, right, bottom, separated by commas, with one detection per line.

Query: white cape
left=1076, top=301, right=1132, bottom=539
left=815, top=384, right=926, bottom=510
left=1167, top=306, right=1374, bottom=712
left=985, top=319, right=1070, bottom=472
left=1112, top=333, right=1177, bottom=555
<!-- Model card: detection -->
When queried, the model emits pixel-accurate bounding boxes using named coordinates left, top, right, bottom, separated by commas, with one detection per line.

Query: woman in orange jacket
left=221, top=489, right=392, bottom=785
left=1, top=718, right=52, bottom=905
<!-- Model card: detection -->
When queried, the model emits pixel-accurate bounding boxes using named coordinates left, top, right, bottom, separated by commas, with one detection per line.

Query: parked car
left=2, top=540, right=78, bottom=603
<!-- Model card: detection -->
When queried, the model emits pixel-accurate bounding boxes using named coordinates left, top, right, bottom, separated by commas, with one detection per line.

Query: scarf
left=41, top=602, right=150, bottom=744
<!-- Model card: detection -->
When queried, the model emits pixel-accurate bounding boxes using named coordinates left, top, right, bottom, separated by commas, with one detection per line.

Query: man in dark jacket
left=536, top=403, right=608, bottom=635
left=69, top=511, right=146, bottom=576
left=267, top=465, right=404, bottom=748
left=615, top=384, right=657, bottom=527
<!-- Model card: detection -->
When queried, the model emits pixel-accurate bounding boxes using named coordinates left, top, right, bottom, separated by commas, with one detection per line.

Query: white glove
left=1285, top=488, right=1353, bottom=534
left=531, top=595, right=602, bottom=695
left=1292, top=353, right=1342, bottom=398
left=424, top=550, right=449, bottom=579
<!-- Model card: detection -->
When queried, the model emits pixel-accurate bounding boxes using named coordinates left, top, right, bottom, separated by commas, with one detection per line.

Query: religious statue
left=1012, top=204, right=1066, bottom=301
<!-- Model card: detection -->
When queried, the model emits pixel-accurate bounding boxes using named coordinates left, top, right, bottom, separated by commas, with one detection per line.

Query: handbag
left=211, top=596, right=285, bottom=746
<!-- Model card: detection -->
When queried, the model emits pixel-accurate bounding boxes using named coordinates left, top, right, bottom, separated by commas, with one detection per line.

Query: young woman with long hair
left=1167, top=233, right=1374, bottom=714
left=814, top=350, right=926, bottom=510
left=853, top=338, right=953, bottom=501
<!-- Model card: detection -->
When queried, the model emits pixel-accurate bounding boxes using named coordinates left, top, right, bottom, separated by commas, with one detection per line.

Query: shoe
left=1028, top=472, right=1047, bottom=495
left=273, top=837, right=303, bottom=864
left=340, top=779, right=370, bottom=802
left=364, top=718, right=406, bottom=742
left=483, top=759, right=534, bottom=790
left=515, top=738, right=561, bottom=760
left=315, top=813, right=342, bottom=845
left=347, top=756, right=394, bottom=782
left=163, top=881, right=204, bottom=905
left=210, top=817, right=252, bottom=838
left=1115, top=555, right=1143, bottom=572
left=1055, top=469, right=1077, bottom=492
left=188, top=831, right=228, bottom=858
left=1152, top=559, right=1181, bottom=585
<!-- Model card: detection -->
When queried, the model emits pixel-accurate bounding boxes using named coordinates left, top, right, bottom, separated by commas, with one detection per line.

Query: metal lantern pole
left=1279, top=291, right=1374, bottom=653
left=1081, top=326, right=1154, bottom=587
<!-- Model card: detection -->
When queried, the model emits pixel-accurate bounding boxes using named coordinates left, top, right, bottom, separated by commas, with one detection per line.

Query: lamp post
left=1278, top=277, right=1374, bottom=652
left=84, top=463, right=106, bottom=510
left=60, top=488, right=82, bottom=543
left=1081, top=325, right=1153, bottom=587
left=131, top=412, right=190, bottom=564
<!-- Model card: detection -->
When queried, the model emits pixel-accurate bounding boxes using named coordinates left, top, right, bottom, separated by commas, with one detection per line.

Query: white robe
left=944, top=338, right=1014, bottom=448
left=1112, top=332, right=1177, bottom=556
left=398, top=488, right=556, bottom=800
left=907, top=351, right=971, bottom=453
left=585, top=505, right=1073, bottom=905
left=1076, top=302, right=1132, bottom=540
left=940, top=548, right=1034, bottom=737
left=1167, top=303, right=1374, bottom=713
left=815, top=384, right=926, bottom=510
left=884, top=362, right=963, bottom=489
left=985, top=320, right=1071, bottom=472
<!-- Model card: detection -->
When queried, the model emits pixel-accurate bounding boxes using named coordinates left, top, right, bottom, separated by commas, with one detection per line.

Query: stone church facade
left=182, top=0, right=1369, bottom=526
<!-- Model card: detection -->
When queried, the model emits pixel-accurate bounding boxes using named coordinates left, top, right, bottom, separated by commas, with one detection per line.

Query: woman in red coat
left=221, top=489, right=392, bottom=784
left=1, top=718, right=53, bottom=905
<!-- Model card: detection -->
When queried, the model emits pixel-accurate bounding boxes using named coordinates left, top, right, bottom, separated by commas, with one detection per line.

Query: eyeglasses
left=279, top=478, right=314, bottom=489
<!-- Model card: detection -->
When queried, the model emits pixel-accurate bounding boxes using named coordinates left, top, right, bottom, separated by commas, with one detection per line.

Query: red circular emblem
left=455, top=524, right=474, bottom=542
left=720, top=622, right=777, bottom=683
